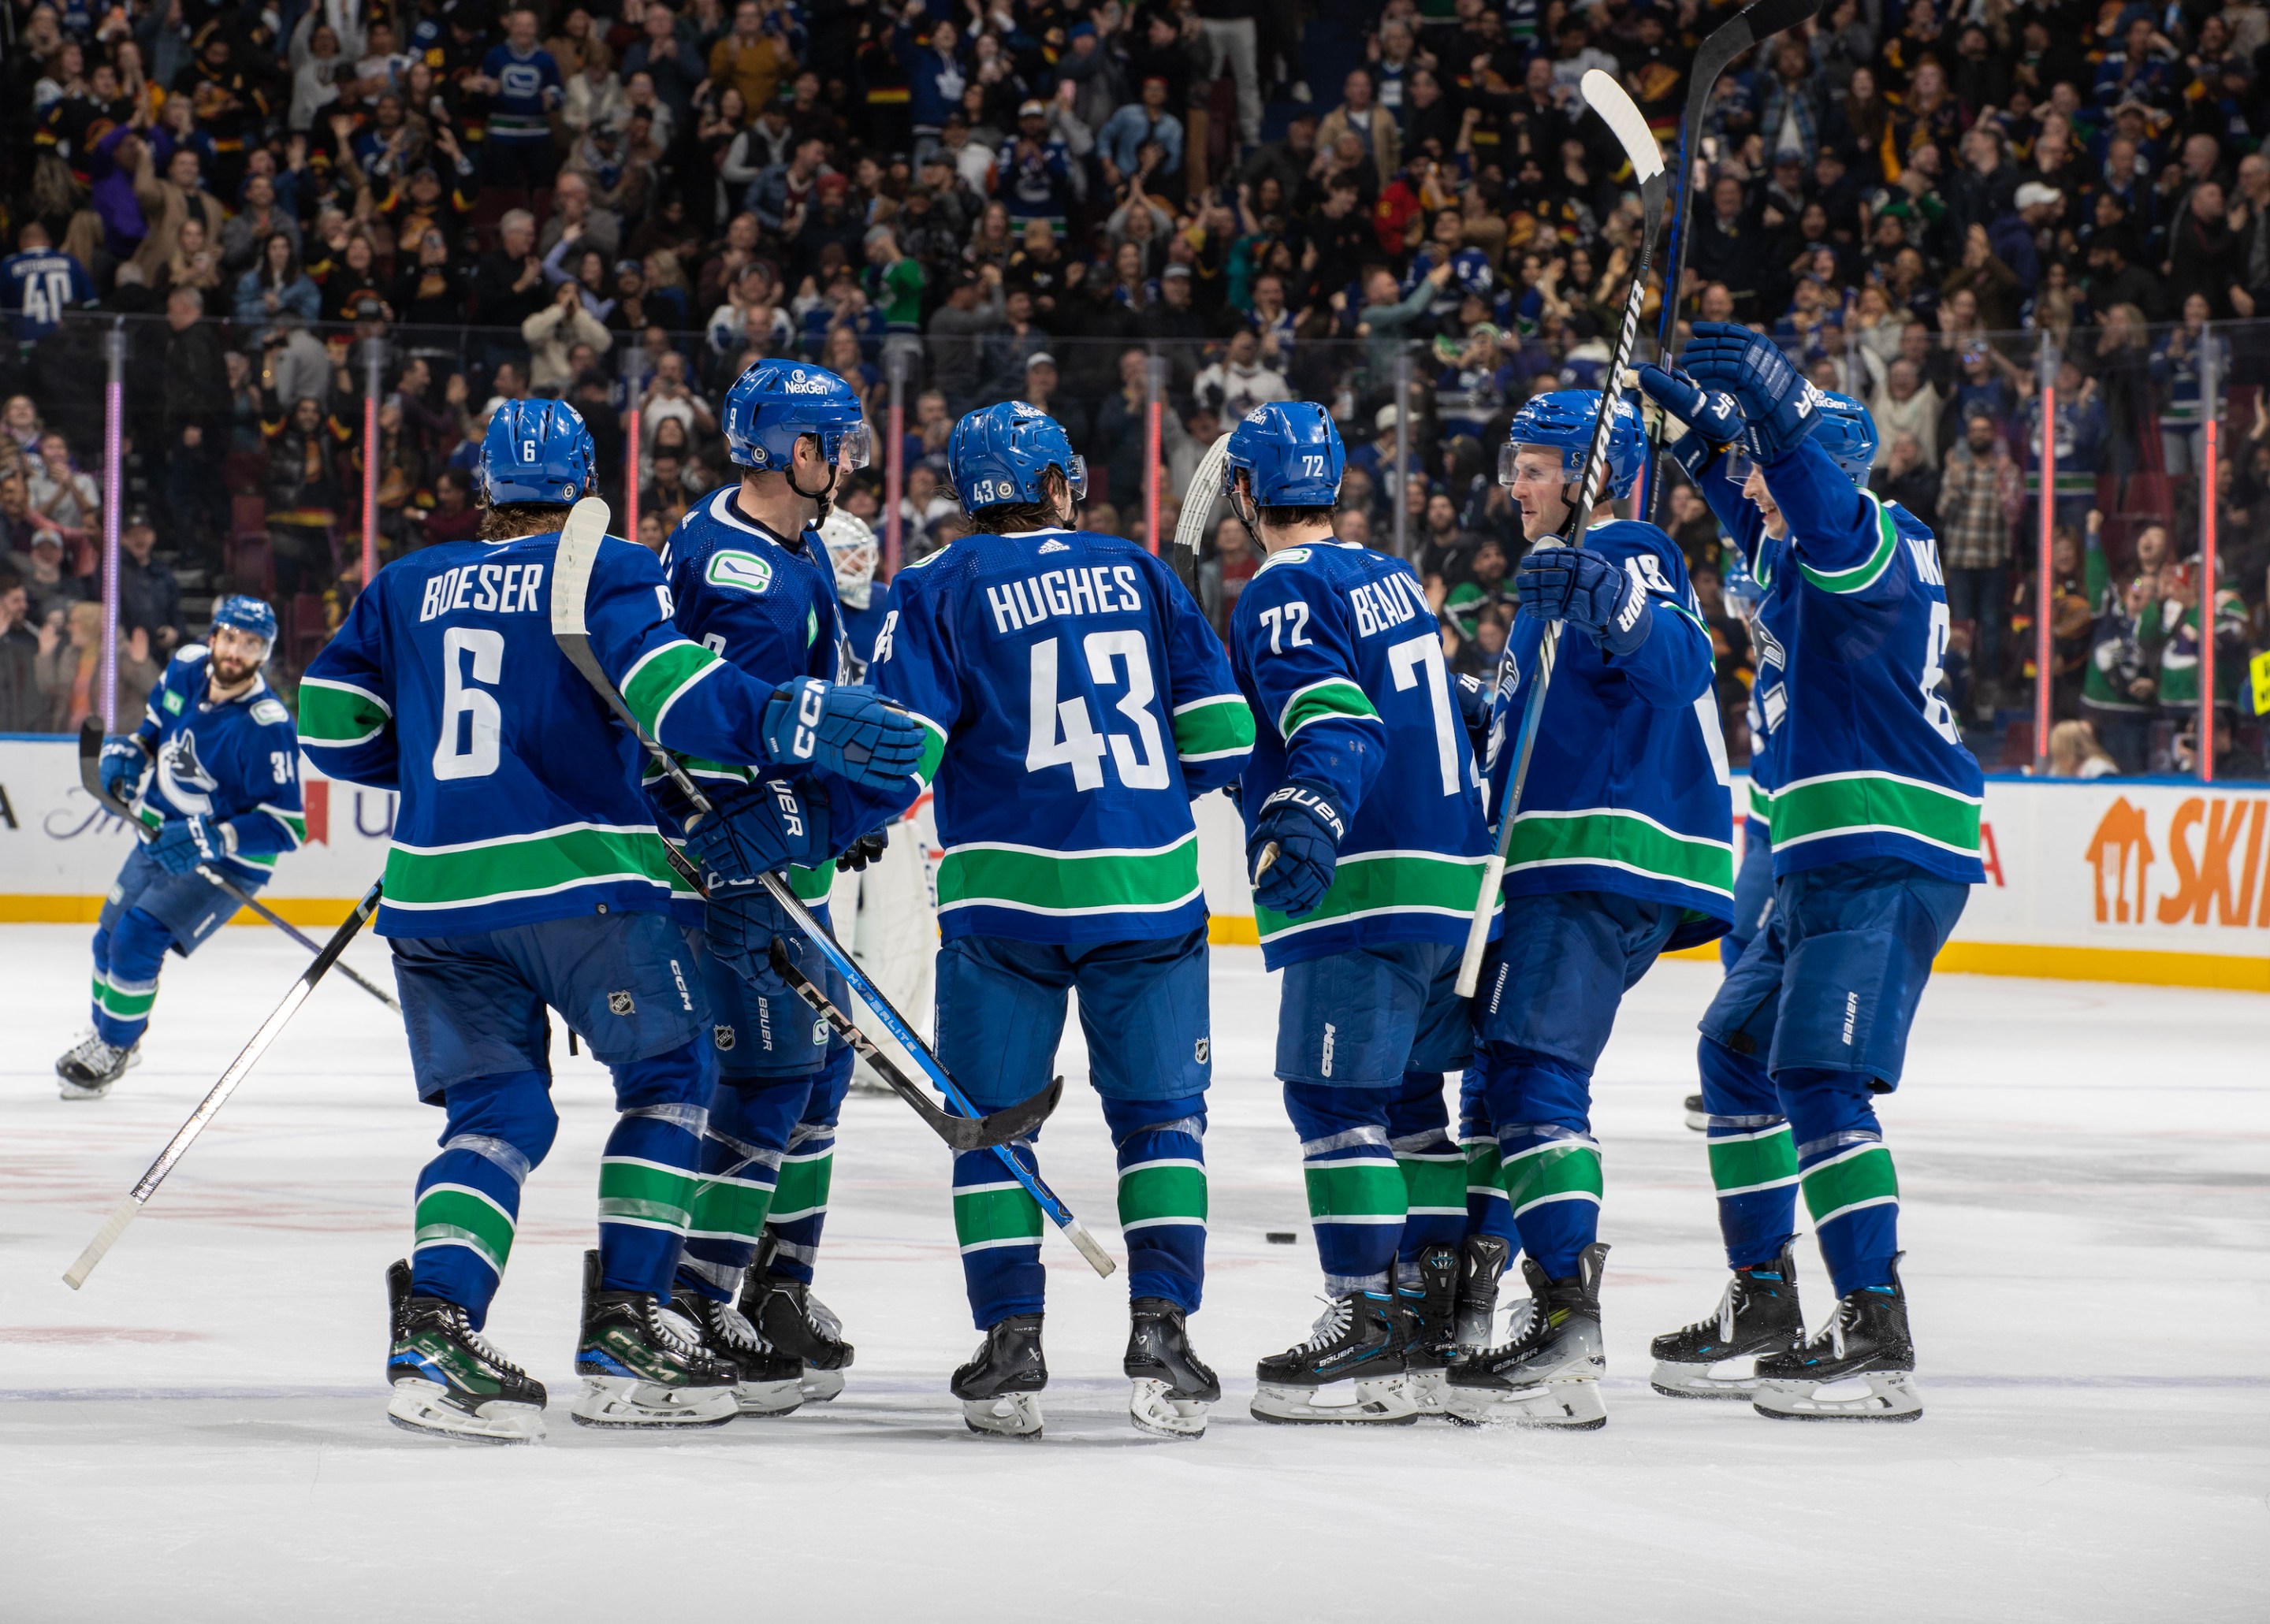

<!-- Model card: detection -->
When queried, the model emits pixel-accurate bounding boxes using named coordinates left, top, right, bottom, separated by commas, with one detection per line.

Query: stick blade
left=549, top=496, right=616, bottom=638
left=1174, top=433, right=1234, bottom=556
left=1580, top=70, right=1664, bottom=184
left=63, top=1196, right=143, bottom=1291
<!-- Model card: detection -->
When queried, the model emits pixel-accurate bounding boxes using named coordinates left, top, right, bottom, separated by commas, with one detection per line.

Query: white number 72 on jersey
left=1025, top=633, right=1170, bottom=790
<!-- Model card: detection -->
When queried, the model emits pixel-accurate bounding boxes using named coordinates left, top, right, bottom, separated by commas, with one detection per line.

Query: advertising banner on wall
left=2, top=738, right=2262, bottom=990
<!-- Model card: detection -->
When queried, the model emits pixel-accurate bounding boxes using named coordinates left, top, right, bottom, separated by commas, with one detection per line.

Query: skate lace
left=651, top=1304, right=705, bottom=1355
left=1474, top=1295, right=1542, bottom=1360
left=1301, top=1295, right=1356, bottom=1351
left=709, top=1300, right=780, bottom=1354
left=66, top=1031, right=118, bottom=1065
left=806, top=1291, right=844, bottom=1342
left=1676, top=1278, right=1740, bottom=1343
left=439, top=1304, right=528, bottom=1379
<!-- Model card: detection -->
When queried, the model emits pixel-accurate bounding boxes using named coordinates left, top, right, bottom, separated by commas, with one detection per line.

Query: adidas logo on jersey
left=1037, top=539, right=1069, bottom=554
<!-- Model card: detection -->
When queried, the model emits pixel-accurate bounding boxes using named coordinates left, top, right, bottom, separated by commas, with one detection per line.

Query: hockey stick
left=77, top=718, right=400, bottom=1013
left=548, top=499, right=1111, bottom=1274
left=64, top=880, right=384, bottom=1289
left=1455, top=71, right=1667, bottom=998
left=1644, top=0, right=1827, bottom=522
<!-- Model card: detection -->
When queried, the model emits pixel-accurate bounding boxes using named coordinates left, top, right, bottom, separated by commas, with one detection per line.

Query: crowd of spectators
left=0, top=0, right=2265, bottom=770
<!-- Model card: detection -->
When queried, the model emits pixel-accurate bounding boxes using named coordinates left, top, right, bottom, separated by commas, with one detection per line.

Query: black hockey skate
left=1250, top=1291, right=1416, bottom=1425
left=743, top=1241, right=855, bottom=1403
left=672, top=1291, right=805, bottom=1417
left=1444, top=1242, right=1609, bottom=1429
left=1754, top=1258, right=1922, bottom=1422
left=1649, top=1244, right=1806, bottom=1399
left=1683, top=1092, right=1707, bottom=1132
left=383, top=1259, right=548, bottom=1444
left=1397, top=1245, right=1462, bottom=1416
left=952, top=1313, right=1047, bottom=1437
left=1452, top=1234, right=1512, bottom=1356
left=56, top=1031, right=140, bottom=1100
left=570, top=1250, right=739, bottom=1429
left=1123, top=1297, right=1220, bottom=1440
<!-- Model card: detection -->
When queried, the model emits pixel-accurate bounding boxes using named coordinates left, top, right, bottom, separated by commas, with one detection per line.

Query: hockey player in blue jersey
left=650, top=359, right=897, bottom=1411
left=58, top=597, right=305, bottom=1098
left=1637, top=340, right=1983, bottom=1422
left=1219, top=402, right=1498, bottom=1425
left=868, top=400, right=1255, bottom=1438
left=299, top=399, right=925, bottom=1443
left=1444, top=390, right=1734, bottom=1430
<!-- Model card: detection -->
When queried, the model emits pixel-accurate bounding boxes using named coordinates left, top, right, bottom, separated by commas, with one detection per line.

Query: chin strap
left=1226, top=479, right=1264, bottom=555
left=786, top=433, right=843, bottom=526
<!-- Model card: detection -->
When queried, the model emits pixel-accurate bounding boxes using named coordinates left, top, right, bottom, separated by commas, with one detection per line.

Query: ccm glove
left=1636, top=364, right=1745, bottom=481
left=147, top=813, right=228, bottom=875
left=761, top=678, right=927, bottom=788
left=1680, top=321, right=1822, bottom=463
left=683, top=777, right=830, bottom=888
left=99, top=735, right=151, bottom=803
left=836, top=827, right=891, bottom=873
left=1247, top=780, right=1347, bottom=919
left=1516, top=543, right=1654, bottom=657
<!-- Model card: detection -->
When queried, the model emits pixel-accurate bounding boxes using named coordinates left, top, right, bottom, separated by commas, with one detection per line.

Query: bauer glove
left=1248, top=780, right=1347, bottom=919
left=1516, top=544, right=1654, bottom=657
left=1680, top=321, right=1822, bottom=464
left=684, top=777, right=830, bottom=889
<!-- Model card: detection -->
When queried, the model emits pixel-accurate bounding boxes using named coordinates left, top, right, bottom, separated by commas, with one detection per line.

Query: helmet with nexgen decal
left=1500, top=389, right=1644, bottom=499
left=1725, top=389, right=1878, bottom=487
left=947, top=401, right=1087, bottom=511
left=478, top=399, right=596, bottom=504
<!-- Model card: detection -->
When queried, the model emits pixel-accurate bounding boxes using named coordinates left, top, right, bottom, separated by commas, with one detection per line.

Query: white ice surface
left=2, top=923, right=2265, bottom=1623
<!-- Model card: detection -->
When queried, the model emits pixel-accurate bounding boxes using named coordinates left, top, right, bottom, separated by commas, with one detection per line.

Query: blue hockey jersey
left=298, top=524, right=797, bottom=937
left=869, top=526, right=1254, bottom=944
left=1691, top=440, right=1984, bottom=886
left=1230, top=540, right=1499, bottom=968
left=130, top=645, right=306, bottom=887
left=2, top=250, right=94, bottom=343
left=1487, top=518, right=1734, bottom=943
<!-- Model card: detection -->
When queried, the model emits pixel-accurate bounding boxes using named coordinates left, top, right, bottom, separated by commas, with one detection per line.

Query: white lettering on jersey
left=1345, top=571, right=1428, bottom=638
left=984, top=565, right=1144, bottom=634
left=418, top=561, right=547, bottom=622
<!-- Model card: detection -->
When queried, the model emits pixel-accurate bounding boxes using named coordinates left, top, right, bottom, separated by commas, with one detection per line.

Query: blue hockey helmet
left=722, top=359, right=873, bottom=475
left=1224, top=401, right=1344, bottom=507
left=1501, top=389, right=1645, bottom=500
left=478, top=398, right=595, bottom=505
left=1727, top=388, right=1877, bottom=486
left=948, top=400, right=1087, bottom=512
left=210, top=593, right=277, bottom=648
left=1720, top=548, right=1762, bottom=619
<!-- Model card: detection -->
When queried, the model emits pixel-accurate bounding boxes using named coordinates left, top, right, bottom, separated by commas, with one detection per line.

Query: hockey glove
left=762, top=678, right=926, bottom=789
left=837, top=827, right=891, bottom=873
left=702, top=885, right=803, bottom=991
left=1680, top=321, right=1822, bottom=464
left=99, top=734, right=151, bottom=804
left=148, top=813, right=227, bottom=875
left=1636, top=364, right=1745, bottom=481
left=683, top=777, right=831, bottom=889
left=1248, top=780, right=1346, bottom=919
left=1516, top=544, right=1653, bottom=657
left=1454, top=671, right=1493, bottom=762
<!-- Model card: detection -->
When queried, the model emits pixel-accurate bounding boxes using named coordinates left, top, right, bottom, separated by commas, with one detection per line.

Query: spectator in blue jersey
left=2, top=224, right=95, bottom=347
left=471, top=8, right=563, bottom=192
left=895, top=10, right=969, bottom=164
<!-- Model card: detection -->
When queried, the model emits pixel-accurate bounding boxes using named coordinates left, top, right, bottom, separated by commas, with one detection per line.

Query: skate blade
left=1127, top=1379, right=1209, bottom=1439
left=1649, top=1356, right=1769, bottom=1400
left=799, top=1366, right=847, bottom=1403
left=385, top=1380, right=546, bottom=1444
left=57, top=1078, right=116, bottom=1101
left=1445, top=1375, right=1607, bottom=1429
left=1405, top=1368, right=1456, bottom=1416
left=733, top=1377, right=806, bottom=1417
left=569, top=1375, right=739, bottom=1429
left=961, top=1393, right=1044, bottom=1437
left=1249, top=1377, right=1419, bottom=1425
left=1754, top=1369, right=1922, bottom=1422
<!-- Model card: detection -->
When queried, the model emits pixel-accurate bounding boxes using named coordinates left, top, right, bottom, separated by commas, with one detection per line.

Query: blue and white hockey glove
left=148, top=813, right=227, bottom=875
left=1680, top=321, right=1822, bottom=464
left=684, top=777, right=830, bottom=889
left=1248, top=780, right=1346, bottom=919
left=1516, top=543, right=1653, bottom=657
left=1454, top=671, right=1493, bottom=760
left=99, top=734, right=151, bottom=803
left=761, top=678, right=926, bottom=789
left=1636, top=364, right=1743, bottom=481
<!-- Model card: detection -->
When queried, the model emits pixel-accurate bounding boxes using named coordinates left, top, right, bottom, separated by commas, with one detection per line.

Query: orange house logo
left=2087, top=795, right=2270, bottom=927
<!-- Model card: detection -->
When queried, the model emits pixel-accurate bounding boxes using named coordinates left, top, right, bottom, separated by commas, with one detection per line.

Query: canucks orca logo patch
left=608, top=990, right=636, bottom=1016
left=705, top=549, right=775, bottom=596
left=251, top=697, right=289, bottom=726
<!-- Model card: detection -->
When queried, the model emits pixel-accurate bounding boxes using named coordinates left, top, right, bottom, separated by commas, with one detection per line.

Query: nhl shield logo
left=714, top=1024, right=737, bottom=1051
left=608, top=990, right=636, bottom=1016
left=1194, top=1038, right=1210, bottom=1064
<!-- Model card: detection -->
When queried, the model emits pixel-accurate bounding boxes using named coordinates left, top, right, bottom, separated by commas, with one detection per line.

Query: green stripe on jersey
left=1769, top=772, right=1981, bottom=857
left=596, top=1158, right=698, bottom=1233
left=1304, top=1158, right=1406, bottom=1221
left=955, top=1182, right=1044, bottom=1251
left=1504, top=809, right=1734, bottom=897
left=1279, top=677, right=1379, bottom=739
left=296, top=676, right=392, bottom=745
left=1801, top=1143, right=1899, bottom=1226
left=1397, top=1153, right=1467, bottom=1216
left=787, top=863, right=835, bottom=903
left=1257, top=850, right=1500, bottom=941
left=1797, top=494, right=1900, bottom=594
left=1501, top=1140, right=1603, bottom=1217
left=911, top=714, right=948, bottom=787
left=621, top=640, right=723, bottom=737
left=1118, top=1159, right=1208, bottom=1231
left=1746, top=782, right=1773, bottom=828
left=1172, top=693, right=1256, bottom=760
left=938, top=834, right=1200, bottom=918
left=382, top=823, right=679, bottom=911
left=1708, top=1124, right=1798, bottom=1197
left=414, top=1184, right=517, bottom=1276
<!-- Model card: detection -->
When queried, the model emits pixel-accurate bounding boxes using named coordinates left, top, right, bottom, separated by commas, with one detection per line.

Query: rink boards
left=0, top=735, right=2263, bottom=991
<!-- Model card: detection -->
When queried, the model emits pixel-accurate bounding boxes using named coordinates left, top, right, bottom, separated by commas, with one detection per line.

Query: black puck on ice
left=1265, top=1231, right=1297, bottom=1244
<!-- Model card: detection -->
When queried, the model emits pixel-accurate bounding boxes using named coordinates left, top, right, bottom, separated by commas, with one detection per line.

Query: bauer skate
left=1753, top=1258, right=1922, bottom=1422
left=1452, top=1233, right=1512, bottom=1356
left=1397, top=1245, right=1462, bottom=1416
left=56, top=1031, right=140, bottom=1100
left=1649, top=1243, right=1805, bottom=1399
left=743, top=1247, right=854, bottom=1403
left=570, top=1251, right=739, bottom=1429
left=1123, top=1297, right=1219, bottom=1440
left=952, top=1313, right=1047, bottom=1437
left=672, top=1291, right=804, bottom=1417
left=382, top=1260, right=547, bottom=1444
left=1444, top=1242, right=1608, bottom=1429
left=1251, top=1291, right=1416, bottom=1425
